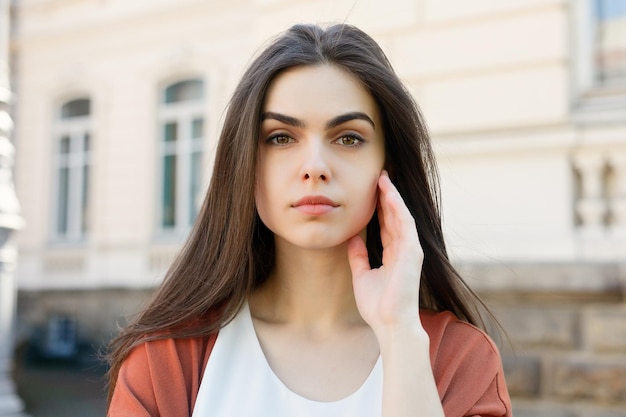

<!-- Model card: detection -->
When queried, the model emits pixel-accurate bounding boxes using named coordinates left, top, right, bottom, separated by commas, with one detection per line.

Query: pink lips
left=292, top=196, right=339, bottom=215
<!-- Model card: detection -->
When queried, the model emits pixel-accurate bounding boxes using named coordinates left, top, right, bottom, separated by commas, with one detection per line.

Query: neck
left=249, top=238, right=364, bottom=331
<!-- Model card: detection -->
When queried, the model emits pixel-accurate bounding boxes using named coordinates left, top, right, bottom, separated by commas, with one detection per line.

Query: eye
left=267, top=134, right=294, bottom=145
left=335, top=134, right=364, bottom=147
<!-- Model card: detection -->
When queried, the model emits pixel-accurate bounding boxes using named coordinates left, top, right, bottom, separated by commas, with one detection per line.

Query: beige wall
left=13, top=0, right=626, bottom=288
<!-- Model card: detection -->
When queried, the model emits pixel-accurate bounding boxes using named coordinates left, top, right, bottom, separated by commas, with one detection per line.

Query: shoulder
left=134, top=333, right=217, bottom=369
left=108, top=333, right=217, bottom=417
left=420, top=309, right=501, bottom=363
left=419, top=309, right=512, bottom=417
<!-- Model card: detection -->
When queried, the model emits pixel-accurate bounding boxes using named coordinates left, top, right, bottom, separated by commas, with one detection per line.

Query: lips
left=292, top=195, right=339, bottom=215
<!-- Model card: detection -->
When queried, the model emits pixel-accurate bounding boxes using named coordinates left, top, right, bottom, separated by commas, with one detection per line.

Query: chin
left=292, top=236, right=350, bottom=250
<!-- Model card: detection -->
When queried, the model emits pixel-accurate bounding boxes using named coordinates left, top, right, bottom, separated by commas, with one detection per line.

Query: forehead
left=262, top=65, right=380, bottom=124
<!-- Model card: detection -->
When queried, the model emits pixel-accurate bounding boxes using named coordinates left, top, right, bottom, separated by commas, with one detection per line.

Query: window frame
left=156, top=78, right=206, bottom=237
left=51, top=98, right=92, bottom=243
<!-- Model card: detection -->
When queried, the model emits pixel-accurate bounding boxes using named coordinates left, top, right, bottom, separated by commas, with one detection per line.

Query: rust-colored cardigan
left=109, top=310, right=512, bottom=417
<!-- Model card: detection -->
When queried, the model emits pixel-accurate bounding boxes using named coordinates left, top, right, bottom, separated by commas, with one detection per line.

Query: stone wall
left=469, top=263, right=626, bottom=417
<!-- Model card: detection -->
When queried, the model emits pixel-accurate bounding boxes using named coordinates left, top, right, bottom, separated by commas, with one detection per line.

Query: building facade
left=10, top=0, right=626, bottom=415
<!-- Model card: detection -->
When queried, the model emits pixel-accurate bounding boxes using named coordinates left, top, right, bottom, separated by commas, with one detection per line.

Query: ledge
left=457, top=262, right=626, bottom=298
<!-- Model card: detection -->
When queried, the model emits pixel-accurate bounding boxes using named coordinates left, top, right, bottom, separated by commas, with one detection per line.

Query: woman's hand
left=348, top=171, right=444, bottom=417
left=347, top=170, right=425, bottom=335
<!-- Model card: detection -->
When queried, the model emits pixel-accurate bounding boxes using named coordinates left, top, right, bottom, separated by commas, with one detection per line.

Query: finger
left=347, top=234, right=371, bottom=277
left=377, top=172, right=416, bottom=242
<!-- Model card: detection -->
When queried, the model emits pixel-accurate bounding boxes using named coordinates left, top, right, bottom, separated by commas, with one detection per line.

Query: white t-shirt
left=192, top=303, right=383, bottom=417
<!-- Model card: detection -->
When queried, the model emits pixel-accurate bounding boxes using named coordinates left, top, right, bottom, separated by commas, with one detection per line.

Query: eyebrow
left=261, top=112, right=305, bottom=128
left=261, top=111, right=376, bottom=130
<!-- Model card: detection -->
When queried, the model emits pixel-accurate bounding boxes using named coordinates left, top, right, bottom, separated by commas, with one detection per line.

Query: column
left=0, top=0, right=27, bottom=415
left=573, top=152, right=607, bottom=236
left=608, top=152, right=626, bottom=237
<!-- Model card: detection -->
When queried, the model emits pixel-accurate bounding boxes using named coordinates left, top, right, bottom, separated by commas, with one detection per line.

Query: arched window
left=163, top=79, right=204, bottom=104
left=60, top=98, right=90, bottom=118
left=158, top=78, right=205, bottom=233
left=53, top=98, right=91, bottom=241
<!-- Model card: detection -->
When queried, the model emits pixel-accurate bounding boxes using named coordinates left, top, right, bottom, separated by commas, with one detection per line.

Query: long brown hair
left=107, top=23, right=491, bottom=399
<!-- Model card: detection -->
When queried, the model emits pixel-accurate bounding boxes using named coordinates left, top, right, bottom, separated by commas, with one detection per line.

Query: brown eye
left=336, top=134, right=363, bottom=147
left=268, top=134, right=294, bottom=145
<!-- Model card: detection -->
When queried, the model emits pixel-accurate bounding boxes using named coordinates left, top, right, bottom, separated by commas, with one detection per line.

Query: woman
left=107, top=23, right=512, bottom=417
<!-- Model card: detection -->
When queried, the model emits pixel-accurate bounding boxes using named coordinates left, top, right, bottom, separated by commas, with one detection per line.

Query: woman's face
left=256, top=64, right=385, bottom=250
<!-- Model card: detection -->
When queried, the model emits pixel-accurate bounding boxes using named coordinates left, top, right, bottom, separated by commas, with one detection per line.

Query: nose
left=300, top=140, right=331, bottom=182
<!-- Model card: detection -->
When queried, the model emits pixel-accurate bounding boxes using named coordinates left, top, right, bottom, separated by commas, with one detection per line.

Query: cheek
left=353, top=172, right=380, bottom=221
left=255, top=153, right=287, bottom=229
left=365, top=175, right=380, bottom=213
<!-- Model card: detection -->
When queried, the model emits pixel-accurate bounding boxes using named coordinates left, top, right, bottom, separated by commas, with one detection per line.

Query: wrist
left=374, top=321, right=430, bottom=355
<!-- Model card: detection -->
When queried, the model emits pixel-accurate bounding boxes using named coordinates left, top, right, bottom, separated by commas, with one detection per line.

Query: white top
left=191, top=303, right=383, bottom=417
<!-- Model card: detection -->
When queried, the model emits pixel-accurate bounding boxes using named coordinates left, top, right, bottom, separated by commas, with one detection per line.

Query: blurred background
left=1, top=0, right=625, bottom=416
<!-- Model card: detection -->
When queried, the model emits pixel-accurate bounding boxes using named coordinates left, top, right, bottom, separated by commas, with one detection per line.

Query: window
left=594, top=0, right=626, bottom=86
left=43, top=315, right=78, bottom=359
left=158, top=79, right=205, bottom=234
left=572, top=0, right=626, bottom=122
left=53, top=98, right=91, bottom=241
